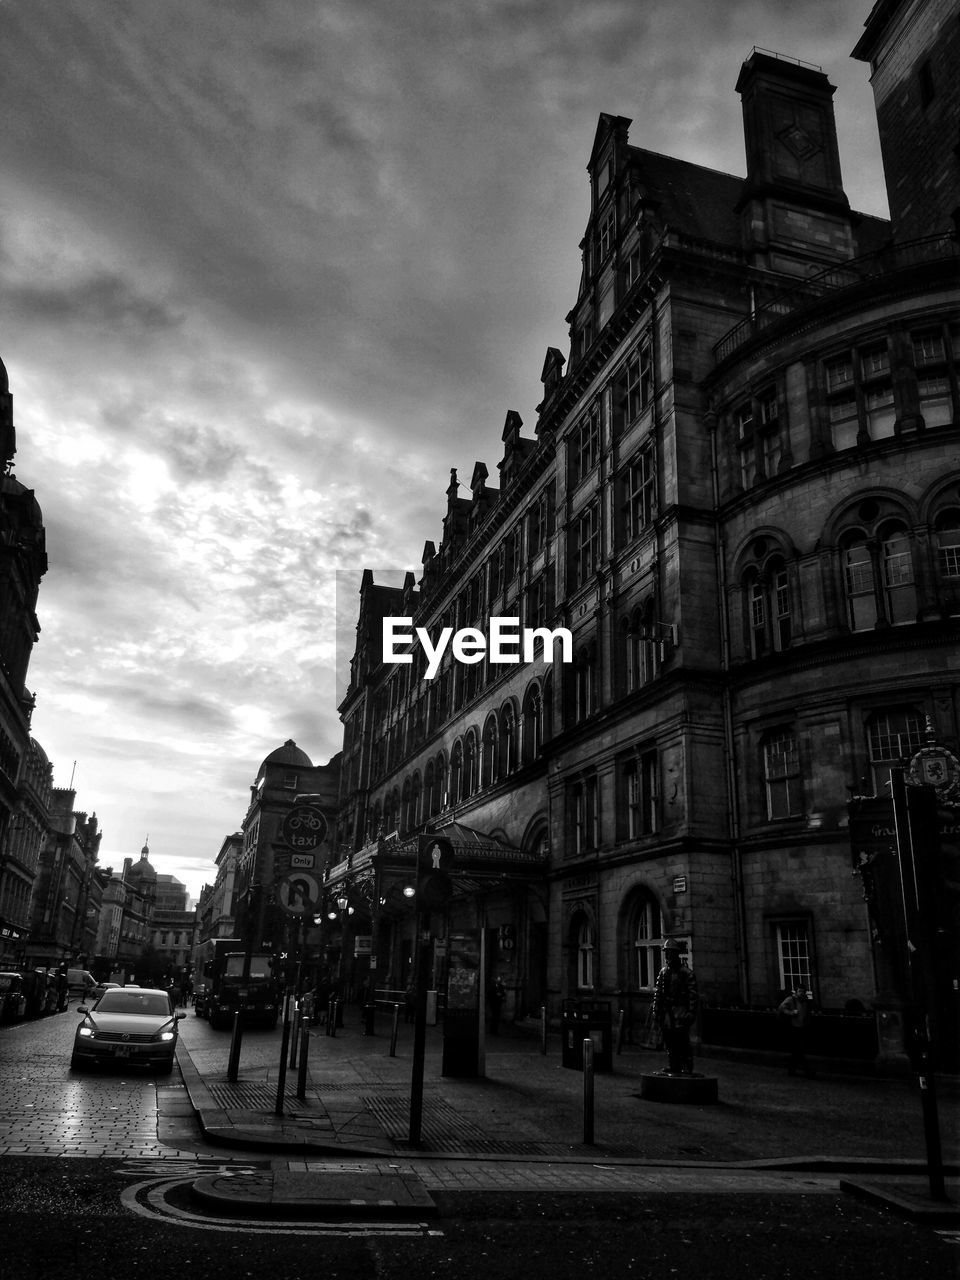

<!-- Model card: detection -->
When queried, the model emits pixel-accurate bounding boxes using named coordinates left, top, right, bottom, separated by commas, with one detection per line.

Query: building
left=233, top=741, right=340, bottom=965
left=333, top=6, right=959, bottom=1063
left=0, top=352, right=49, bottom=965
left=25, top=791, right=102, bottom=968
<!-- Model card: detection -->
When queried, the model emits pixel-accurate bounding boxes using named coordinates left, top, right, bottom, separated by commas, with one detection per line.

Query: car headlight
left=159, top=1030, right=175, bottom=1041
left=78, top=1026, right=94, bottom=1038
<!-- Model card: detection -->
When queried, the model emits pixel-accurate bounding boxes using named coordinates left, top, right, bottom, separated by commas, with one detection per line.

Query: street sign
left=277, top=871, right=322, bottom=915
left=279, top=804, right=328, bottom=852
left=291, top=853, right=315, bottom=869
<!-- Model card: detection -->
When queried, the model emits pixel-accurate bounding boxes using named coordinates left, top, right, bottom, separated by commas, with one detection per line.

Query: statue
left=652, top=938, right=699, bottom=1075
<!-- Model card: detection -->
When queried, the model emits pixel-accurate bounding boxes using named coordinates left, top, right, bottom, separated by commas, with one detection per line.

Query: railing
left=714, top=233, right=960, bottom=364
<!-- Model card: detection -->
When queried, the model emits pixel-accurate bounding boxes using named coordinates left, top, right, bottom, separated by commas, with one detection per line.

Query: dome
left=260, top=739, right=313, bottom=771
left=127, top=840, right=157, bottom=881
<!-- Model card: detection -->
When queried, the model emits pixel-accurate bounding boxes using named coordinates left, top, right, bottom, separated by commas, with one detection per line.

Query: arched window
left=935, top=508, right=960, bottom=582
left=464, top=731, right=478, bottom=797
left=577, top=919, right=595, bottom=990
left=743, top=557, right=792, bottom=658
left=481, top=715, right=499, bottom=787
left=522, top=684, right=542, bottom=763
left=543, top=673, right=554, bottom=742
left=410, top=773, right=422, bottom=830
left=500, top=703, right=517, bottom=775
left=450, top=741, right=463, bottom=806
left=879, top=522, right=917, bottom=625
left=842, top=530, right=877, bottom=631
left=401, top=779, right=412, bottom=833
left=434, top=752, right=447, bottom=813
left=633, top=895, right=663, bottom=990
left=424, top=762, right=435, bottom=817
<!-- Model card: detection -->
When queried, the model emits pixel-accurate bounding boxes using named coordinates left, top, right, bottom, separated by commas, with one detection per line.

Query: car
left=70, top=986, right=185, bottom=1074
left=0, top=972, right=27, bottom=1023
left=88, top=981, right=121, bottom=1003
left=66, top=968, right=97, bottom=1001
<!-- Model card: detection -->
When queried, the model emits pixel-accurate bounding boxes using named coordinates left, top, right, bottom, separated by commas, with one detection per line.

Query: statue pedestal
left=639, top=1071, right=719, bottom=1104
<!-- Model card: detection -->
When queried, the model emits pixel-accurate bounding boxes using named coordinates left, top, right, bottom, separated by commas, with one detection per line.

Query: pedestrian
left=300, top=986, right=315, bottom=1027
left=180, top=977, right=192, bottom=1008
left=778, top=985, right=815, bottom=1076
left=651, top=938, right=699, bottom=1075
left=488, top=976, right=506, bottom=1035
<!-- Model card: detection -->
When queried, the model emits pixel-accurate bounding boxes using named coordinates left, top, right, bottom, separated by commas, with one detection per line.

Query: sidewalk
left=172, top=1009, right=960, bottom=1221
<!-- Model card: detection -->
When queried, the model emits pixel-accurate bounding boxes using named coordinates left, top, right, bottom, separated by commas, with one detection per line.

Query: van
left=66, top=968, right=96, bottom=998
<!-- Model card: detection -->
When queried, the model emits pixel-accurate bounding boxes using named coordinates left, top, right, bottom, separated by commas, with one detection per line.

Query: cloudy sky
left=0, top=1, right=888, bottom=901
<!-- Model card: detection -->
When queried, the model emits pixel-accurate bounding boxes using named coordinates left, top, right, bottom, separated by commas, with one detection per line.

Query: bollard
left=296, top=1025, right=309, bottom=1100
left=327, top=997, right=337, bottom=1037
left=583, top=1037, right=595, bottom=1144
left=616, top=1007, right=626, bottom=1055
left=539, top=1004, right=547, bottom=1056
left=274, top=1001, right=291, bottom=1115
left=389, top=1002, right=400, bottom=1057
left=227, top=1009, right=243, bottom=1082
left=289, top=1007, right=301, bottom=1069
left=362, top=1002, right=375, bottom=1036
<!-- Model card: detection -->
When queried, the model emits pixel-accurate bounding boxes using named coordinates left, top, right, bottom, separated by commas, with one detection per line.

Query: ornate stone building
left=332, top=8, right=959, bottom=1058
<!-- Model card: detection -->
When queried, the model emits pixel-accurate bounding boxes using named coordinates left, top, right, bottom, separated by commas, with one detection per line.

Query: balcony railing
left=714, top=233, right=960, bottom=364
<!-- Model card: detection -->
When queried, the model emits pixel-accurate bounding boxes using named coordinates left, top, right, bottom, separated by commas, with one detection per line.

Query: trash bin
left=561, top=999, right=613, bottom=1071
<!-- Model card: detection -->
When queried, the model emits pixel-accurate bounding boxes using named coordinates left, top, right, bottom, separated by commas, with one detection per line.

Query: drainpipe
left=709, top=408, right=750, bottom=1005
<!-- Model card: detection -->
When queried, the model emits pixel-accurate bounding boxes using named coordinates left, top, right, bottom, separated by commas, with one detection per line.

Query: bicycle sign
left=280, top=804, right=328, bottom=852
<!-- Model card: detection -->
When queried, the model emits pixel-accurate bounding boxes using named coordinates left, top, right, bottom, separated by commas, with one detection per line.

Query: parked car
left=0, top=972, right=27, bottom=1022
left=66, top=968, right=97, bottom=1001
left=71, top=986, right=185, bottom=1074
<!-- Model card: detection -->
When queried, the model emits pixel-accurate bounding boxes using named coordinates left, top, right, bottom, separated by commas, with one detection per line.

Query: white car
left=71, top=987, right=184, bottom=1075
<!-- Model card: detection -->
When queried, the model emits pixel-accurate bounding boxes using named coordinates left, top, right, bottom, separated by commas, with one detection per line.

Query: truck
left=201, top=938, right=279, bottom=1031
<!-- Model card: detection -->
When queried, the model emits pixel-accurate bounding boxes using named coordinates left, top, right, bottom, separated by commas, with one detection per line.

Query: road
left=0, top=1009, right=955, bottom=1279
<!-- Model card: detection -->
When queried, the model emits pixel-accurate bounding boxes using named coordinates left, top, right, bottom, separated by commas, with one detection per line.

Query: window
left=935, top=509, right=960, bottom=579
left=570, top=774, right=599, bottom=853
left=743, top=558, right=792, bottom=658
left=912, top=330, right=954, bottom=428
left=612, top=342, right=653, bottom=433
left=880, top=525, right=917, bottom=624
left=500, top=704, right=517, bottom=775
left=633, top=896, right=663, bottom=989
left=843, top=534, right=876, bottom=631
left=762, top=731, right=802, bottom=819
left=621, top=447, right=655, bottom=541
left=522, top=684, right=543, bottom=763
left=867, top=708, right=924, bottom=793
left=528, top=490, right=549, bottom=557
left=737, top=386, right=783, bottom=486
left=450, top=740, right=463, bottom=805
left=282, top=772, right=298, bottom=790
left=481, top=716, right=498, bottom=787
left=573, top=644, right=598, bottom=722
left=597, top=208, right=615, bottom=262
left=573, top=504, right=601, bottom=588
left=577, top=920, right=595, bottom=989
left=619, top=749, right=660, bottom=838
left=464, top=733, right=478, bottom=797
left=624, top=604, right=663, bottom=690
left=825, top=342, right=895, bottom=448
left=571, top=404, right=601, bottom=484
left=775, top=920, right=812, bottom=995
left=527, top=575, right=548, bottom=629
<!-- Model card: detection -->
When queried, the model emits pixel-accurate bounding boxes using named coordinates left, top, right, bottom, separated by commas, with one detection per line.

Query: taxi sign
left=280, top=804, right=328, bottom=852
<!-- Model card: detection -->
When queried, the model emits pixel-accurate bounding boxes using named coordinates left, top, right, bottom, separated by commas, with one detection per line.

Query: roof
left=260, top=739, right=313, bottom=772
left=629, top=147, right=744, bottom=248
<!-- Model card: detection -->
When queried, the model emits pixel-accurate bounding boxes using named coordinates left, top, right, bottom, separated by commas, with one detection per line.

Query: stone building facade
left=332, top=11, right=959, bottom=1052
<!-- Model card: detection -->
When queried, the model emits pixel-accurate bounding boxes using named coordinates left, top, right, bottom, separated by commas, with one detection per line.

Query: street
left=0, top=1009, right=956, bottom=1279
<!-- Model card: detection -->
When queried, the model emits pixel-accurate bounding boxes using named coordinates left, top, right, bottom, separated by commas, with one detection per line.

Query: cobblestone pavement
left=0, top=1009, right=202, bottom=1159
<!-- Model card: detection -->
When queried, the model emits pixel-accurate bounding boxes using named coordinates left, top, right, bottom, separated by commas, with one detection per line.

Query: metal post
left=274, top=996, right=291, bottom=1116
left=226, top=1009, right=243, bottom=1082
left=891, top=769, right=947, bottom=1201
left=409, top=931, right=430, bottom=1147
left=289, top=1006, right=301, bottom=1069
left=390, top=1002, right=400, bottom=1057
left=327, top=996, right=337, bottom=1037
left=616, top=1007, right=626, bottom=1055
left=583, top=1037, right=595, bottom=1144
left=296, top=1025, right=309, bottom=1100
left=539, top=1004, right=547, bottom=1055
